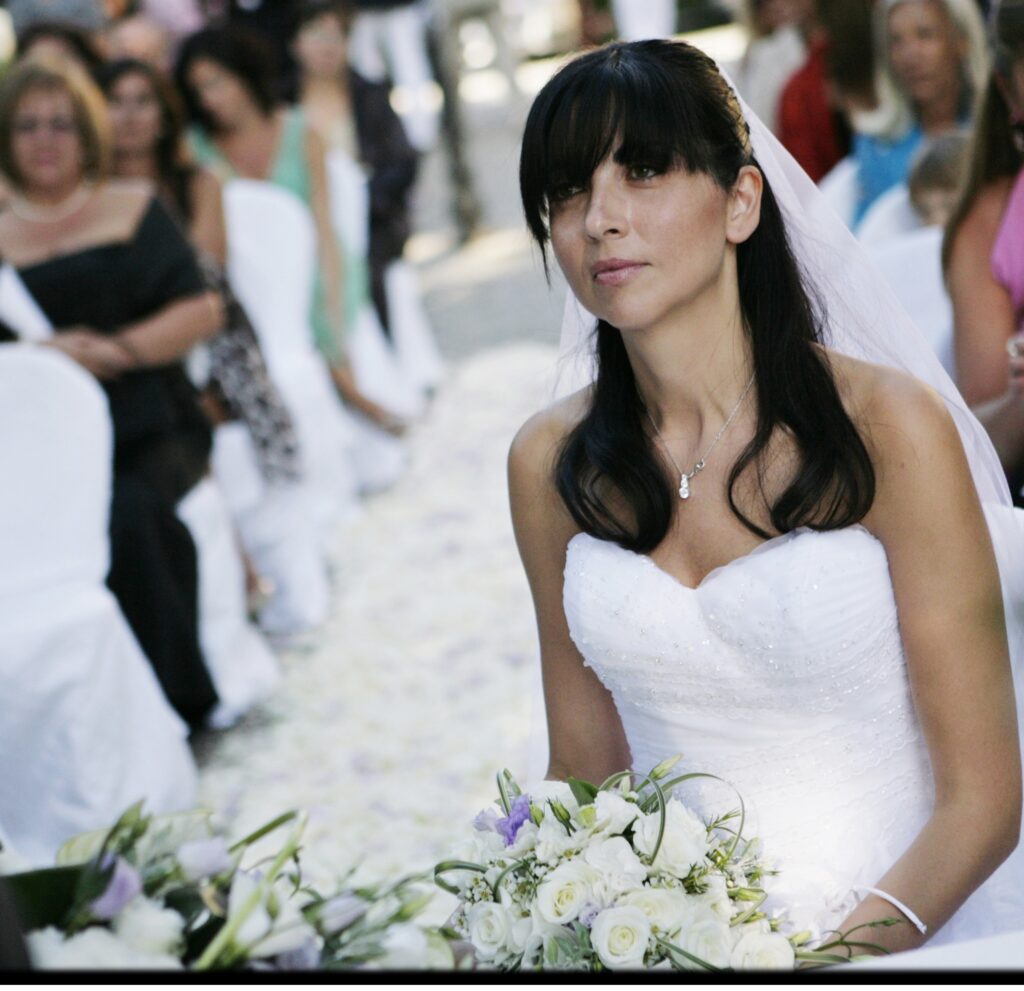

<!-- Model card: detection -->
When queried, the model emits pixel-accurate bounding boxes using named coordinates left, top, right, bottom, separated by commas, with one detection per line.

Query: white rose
left=112, top=897, right=184, bottom=957
left=730, top=929, right=795, bottom=970
left=592, top=792, right=640, bottom=836
left=522, top=905, right=568, bottom=967
left=589, top=906, right=651, bottom=970
left=672, top=917, right=735, bottom=970
left=534, top=815, right=578, bottom=866
left=618, top=887, right=690, bottom=937
left=633, top=802, right=710, bottom=878
left=27, top=926, right=182, bottom=970
left=466, top=902, right=512, bottom=962
left=536, top=860, right=599, bottom=924
left=584, top=837, right=648, bottom=900
left=694, top=873, right=734, bottom=922
left=504, top=912, right=533, bottom=957
left=529, top=780, right=580, bottom=817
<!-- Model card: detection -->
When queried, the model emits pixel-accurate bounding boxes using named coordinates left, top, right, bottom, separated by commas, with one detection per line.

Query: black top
left=14, top=196, right=210, bottom=458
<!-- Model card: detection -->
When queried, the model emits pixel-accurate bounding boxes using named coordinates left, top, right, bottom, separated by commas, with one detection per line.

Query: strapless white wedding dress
left=563, top=524, right=1024, bottom=945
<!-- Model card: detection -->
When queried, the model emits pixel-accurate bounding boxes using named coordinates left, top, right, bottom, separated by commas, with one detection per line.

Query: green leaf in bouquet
left=490, top=858, right=529, bottom=901
left=656, top=935, right=721, bottom=972
left=3, top=864, right=86, bottom=931
left=54, top=800, right=149, bottom=867
left=547, top=799, right=574, bottom=835
left=729, top=888, right=767, bottom=926
left=648, top=754, right=683, bottom=780
left=496, top=772, right=513, bottom=816
left=566, top=777, right=598, bottom=808
left=226, top=809, right=300, bottom=854
left=433, top=859, right=487, bottom=896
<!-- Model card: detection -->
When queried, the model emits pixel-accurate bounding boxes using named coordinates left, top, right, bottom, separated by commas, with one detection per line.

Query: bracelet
left=854, top=885, right=928, bottom=935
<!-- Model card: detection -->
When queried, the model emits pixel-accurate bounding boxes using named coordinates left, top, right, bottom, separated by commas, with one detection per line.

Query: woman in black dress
left=0, top=58, right=223, bottom=728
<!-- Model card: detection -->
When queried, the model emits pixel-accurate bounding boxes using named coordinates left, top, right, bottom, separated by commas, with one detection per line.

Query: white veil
left=553, top=67, right=1024, bottom=664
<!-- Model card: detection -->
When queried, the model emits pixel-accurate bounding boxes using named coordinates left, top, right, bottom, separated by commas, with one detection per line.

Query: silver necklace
left=645, top=372, right=756, bottom=500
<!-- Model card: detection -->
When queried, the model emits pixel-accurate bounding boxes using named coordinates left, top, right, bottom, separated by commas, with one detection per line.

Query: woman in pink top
left=945, top=0, right=1024, bottom=504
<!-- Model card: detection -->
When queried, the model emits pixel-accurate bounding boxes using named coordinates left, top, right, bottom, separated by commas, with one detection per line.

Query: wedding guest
left=102, top=56, right=302, bottom=490
left=174, top=23, right=406, bottom=434
left=944, top=0, right=1024, bottom=504
left=907, top=130, right=969, bottom=225
left=293, top=0, right=418, bottom=340
left=851, top=0, right=988, bottom=224
left=104, top=10, right=174, bottom=73
left=347, top=0, right=440, bottom=152
left=15, top=19, right=105, bottom=76
left=777, top=0, right=858, bottom=182
left=0, top=58, right=222, bottom=726
left=733, top=0, right=813, bottom=134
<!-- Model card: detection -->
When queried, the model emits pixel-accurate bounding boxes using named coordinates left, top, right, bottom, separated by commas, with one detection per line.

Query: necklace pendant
left=679, top=474, right=691, bottom=500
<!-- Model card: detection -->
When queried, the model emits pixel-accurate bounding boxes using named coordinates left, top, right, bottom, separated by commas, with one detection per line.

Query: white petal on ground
left=196, top=343, right=560, bottom=925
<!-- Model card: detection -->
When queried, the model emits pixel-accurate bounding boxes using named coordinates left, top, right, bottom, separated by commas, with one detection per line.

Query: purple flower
left=89, top=857, right=142, bottom=920
left=473, top=809, right=501, bottom=833
left=495, top=795, right=532, bottom=847
left=579, top=903, right=601, bottom=929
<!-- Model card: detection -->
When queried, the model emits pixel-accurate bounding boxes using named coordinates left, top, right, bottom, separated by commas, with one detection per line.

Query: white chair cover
left=176, top=476, right=281, bottom=728
left=856, top=183, right=923, bottom=247
left=0, top=344, right=196, bottom=866
left=210, top=422, right=332, bottom=636
left=818, top=155, right=859, bottom=231
left=327, top=148, right=426, bottom=420
left=866, top=225, right=955, bottom=379
left=384, top=259, right=445, bottom=394
left=223, top=178, right=362, bottom=539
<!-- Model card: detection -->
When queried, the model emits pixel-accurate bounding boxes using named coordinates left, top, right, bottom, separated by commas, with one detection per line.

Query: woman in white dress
left=508, top=39, right=1023, bottom=955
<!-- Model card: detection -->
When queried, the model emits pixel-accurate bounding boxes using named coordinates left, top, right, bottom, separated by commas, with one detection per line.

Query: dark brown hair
left=520, top=40, right=876, bottom=547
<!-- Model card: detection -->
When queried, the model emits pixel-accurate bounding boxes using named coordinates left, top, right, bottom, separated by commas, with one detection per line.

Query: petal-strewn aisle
left=195, top=342, right=558, bottom=908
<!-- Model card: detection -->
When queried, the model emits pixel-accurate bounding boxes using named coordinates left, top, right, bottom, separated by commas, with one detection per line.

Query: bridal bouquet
left=4, top=802, right=453, bottom=971
left=435, top=757, right=870, bottom=971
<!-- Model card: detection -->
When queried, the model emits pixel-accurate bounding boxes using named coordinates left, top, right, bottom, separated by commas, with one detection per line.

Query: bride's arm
left=508, top=402, right=632, bottom=785
left=839, top=369, right=1021, bottom=955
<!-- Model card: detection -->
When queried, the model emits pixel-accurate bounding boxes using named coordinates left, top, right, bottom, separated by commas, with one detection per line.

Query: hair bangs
left=520, top=42, right=743, bottom=267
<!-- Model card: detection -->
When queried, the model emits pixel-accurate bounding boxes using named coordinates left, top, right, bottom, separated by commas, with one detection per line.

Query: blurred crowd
left=0, top=0, right=1021, bottom=887
left=720, top=0, right=1023, bottom=512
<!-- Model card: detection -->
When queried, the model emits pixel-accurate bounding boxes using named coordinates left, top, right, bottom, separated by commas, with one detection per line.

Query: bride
left=508, top=39, right=1024, bottom=955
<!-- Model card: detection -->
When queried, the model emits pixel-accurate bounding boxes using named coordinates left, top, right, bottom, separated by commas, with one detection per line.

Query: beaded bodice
left=563, top=525, right=937, bottom=933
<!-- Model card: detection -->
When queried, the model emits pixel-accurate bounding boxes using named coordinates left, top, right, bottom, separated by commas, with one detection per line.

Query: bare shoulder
left=825, top=347, right=958, bottom=453
left=825, top=348, right=971, bottom=531
left=508, top=386, right=591, bottom=482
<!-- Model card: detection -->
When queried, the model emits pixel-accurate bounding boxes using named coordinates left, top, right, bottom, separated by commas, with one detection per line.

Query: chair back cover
left=0, top=344, right=111, bottom=597
left=857, top=183, right=923, bottom=248
left=867, top=225, right=955, bottom=378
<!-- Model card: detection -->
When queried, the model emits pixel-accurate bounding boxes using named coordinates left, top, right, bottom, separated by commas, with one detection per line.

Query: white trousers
left=348, top=2, right=440, bottom=151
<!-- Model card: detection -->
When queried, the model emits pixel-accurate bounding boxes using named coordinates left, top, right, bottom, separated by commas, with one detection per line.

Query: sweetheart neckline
left=567, top=524, right=881, bottom=593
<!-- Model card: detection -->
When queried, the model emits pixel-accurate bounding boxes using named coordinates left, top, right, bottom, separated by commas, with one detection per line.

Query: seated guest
left=0, top=58, right=223, bottom=726
left=778, top=0, right=872, bottom=182
left=907, top=130, right=970, bottom=226
left=15, top=19, right=105, bottom=77
left=293, top=0, right=418, bottom=341
left=944, top=0, right=1024, bottom=505
left=101, top=57, right=302, bottom=491
left=851, top=0, right=988, bottom=225
left=174, top=23, right=407, bottom=434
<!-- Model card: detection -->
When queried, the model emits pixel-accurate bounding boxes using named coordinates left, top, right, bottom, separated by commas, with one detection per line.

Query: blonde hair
left=857, top=0, right=990, bottom=139
left=0, top=57, right=112, bottom=190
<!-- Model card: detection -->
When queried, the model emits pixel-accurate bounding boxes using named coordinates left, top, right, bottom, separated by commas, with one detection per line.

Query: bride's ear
left=725, top=165, right=763, bottom=245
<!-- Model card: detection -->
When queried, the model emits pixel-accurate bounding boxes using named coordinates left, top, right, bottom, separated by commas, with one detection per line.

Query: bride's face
left=549, top=153, right=758, bottom=334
